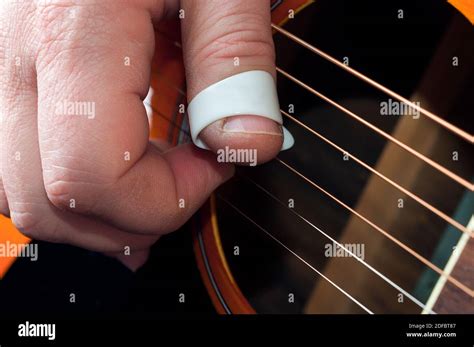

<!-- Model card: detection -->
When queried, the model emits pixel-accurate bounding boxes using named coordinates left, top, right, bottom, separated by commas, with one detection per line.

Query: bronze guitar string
left=150, top=99, right=472, bottom=304
left=217, top=194, right=375, bottom=314
left=271, top=23, right=474, bottom=144
left=146, top=25, right=474, bottom=304
left=281, top=110, right=469, bottom=236
left=145, top=65, right=474, bottom=297
left=240, top=174, right=434, bottom=312
left=150, top=105, right=436, bottom=311
left=146, top=100, right=473, bottom=299
left=276, top=158, right=472, bottom=297
left=276, top=67, right=473, bottom=191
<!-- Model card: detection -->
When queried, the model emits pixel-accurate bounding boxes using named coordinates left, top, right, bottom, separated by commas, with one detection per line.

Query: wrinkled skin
left=0, top=0, right=282, bottom=270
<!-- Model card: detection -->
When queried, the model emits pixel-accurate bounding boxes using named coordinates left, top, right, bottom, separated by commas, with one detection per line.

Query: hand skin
left=0, top=0, right=282, bottom=270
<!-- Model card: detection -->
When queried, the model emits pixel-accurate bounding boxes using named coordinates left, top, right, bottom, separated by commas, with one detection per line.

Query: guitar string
left=153, top=92, right=469, bottom=238
left=144, top=73, right=474, bottom=296
left=423, top=216, right=474, bottom=313
left=281, top=110, right=469, bottom=236
left=271, top=23, right=474, bottom=144
left=155, top=32, right=473, bottom=191
left=277, top=67, right=473, bottom=191
left=240, top=174, right=434, bottom=313
left=217, top=194, right=374, bottom=314
left=270, top=23, right=474, bottom=301
left=276, top=158, right=473, bottom=297
left=150, top=104, right=433, bottom=311
left=149, top=22, right=474, bottom=308
left=150, top=106, right=380, bottom=312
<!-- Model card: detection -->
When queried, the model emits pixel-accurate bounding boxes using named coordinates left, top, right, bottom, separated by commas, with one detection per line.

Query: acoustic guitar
left=1, top=0, right=473, bottom=315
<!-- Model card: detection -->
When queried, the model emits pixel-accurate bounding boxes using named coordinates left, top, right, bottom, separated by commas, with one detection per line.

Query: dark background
left=0, top=228, right=213, bottom=316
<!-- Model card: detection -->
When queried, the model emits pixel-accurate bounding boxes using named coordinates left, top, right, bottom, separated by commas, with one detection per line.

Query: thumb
left=180, top=0, right=283, bottom=165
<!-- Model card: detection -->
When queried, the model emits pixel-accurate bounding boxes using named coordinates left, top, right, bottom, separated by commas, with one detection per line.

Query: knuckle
left=43, top=158, right=111, bottom=213
left=34, top=1, right=110, bottom=72
left=196, top=28, right=275, bottom=66
left=201, top=30, right=275, bottom=66
left=10, top=207, right=62, bottom=243
left=10, top=209, right=43, bottom=239
left=189, top=10, right=275, bottom=66
left=44, top=178, right=77, bottom=210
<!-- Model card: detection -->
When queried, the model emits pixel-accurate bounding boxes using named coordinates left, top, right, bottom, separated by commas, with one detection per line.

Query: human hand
left=0, top=0, right=282, bottom=269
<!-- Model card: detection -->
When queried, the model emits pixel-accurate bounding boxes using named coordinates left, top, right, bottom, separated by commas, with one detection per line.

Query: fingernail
left=222, top=115, right=283, bottom=135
